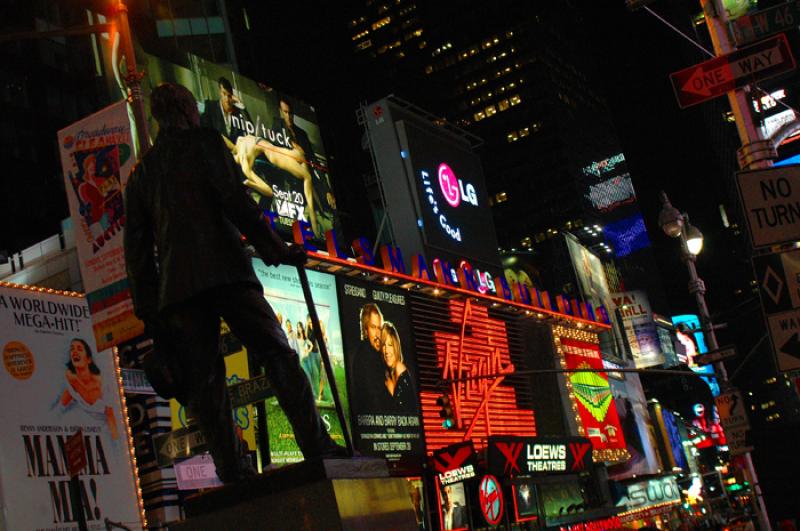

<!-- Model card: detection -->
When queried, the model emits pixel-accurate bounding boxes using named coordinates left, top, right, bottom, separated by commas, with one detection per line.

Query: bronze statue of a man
left=124, top=83, right=344, bottom=482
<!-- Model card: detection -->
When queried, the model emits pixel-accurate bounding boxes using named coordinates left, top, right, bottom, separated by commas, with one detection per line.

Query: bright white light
left=687, top=235, right=703, bottom=255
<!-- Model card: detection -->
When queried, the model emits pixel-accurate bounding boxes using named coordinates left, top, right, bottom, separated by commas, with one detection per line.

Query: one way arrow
left=780, top=333, right=800, bottom=360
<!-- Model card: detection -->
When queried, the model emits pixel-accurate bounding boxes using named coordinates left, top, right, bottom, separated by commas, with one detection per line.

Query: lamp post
left=659, top=191, right=771, bottom=531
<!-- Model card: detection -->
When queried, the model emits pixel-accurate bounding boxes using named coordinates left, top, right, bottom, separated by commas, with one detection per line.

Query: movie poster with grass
left=253, top=261, right=347, bottom=464
left=337, top=277, right=424, bottom=475
left=561, top=338, right=627, bottom=457
left=0, top=285, right=142, bottom=530
left=169, top=328, right=257, bottom=456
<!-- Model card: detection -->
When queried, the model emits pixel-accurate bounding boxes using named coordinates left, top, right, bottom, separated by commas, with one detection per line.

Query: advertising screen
left=134, top=49, right=338, bottom=241
left=611, top=290, right=664, bottom=368
left=58, top=101, right=142, bottom=350
left=561, top=339, right=627, bottom=456
left=437, top=479, right=469, bottom=531
left=399, top=120, right=501, bottom=269
left=608, top=372, right=663, bottom=480
left=337, top=277, right=425, bottom=475
left=253, top=261, right=348, bottom=464
left=0, top=285, right=141, bottom=530
left=604, top=213, right=652, bottom=257
left=565, top=234, right=621, bottom=359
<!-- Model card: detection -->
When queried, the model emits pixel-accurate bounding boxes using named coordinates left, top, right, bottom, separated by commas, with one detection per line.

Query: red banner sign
left=562, top=339, right=626, bottom=453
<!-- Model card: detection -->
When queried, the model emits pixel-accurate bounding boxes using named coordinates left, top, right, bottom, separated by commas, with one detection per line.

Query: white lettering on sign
left=737, top=167, right=800, bottom=248
left=438, top=464, right=476, bottom=485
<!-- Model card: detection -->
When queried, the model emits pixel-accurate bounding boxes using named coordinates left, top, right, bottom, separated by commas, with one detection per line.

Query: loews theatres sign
left=487, top=436, right=593, bottom=477
left=432, top=441, right=477, bottom=486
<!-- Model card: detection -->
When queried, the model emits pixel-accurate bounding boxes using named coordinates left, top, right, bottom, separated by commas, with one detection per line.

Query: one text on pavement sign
left=730, top=1, right=800, bottom=46
left=154, top=426, right=208, bottom=468
left=694, top=346, right=737, bottom=366
left=670, top=34, right=795, bottom=108
left=737, top=166, right=800, bottom=249
left=174, top=454, right=223, bottom=490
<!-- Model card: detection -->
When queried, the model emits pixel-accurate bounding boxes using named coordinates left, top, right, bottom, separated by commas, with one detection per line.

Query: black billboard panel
left=338, top=277, right=425, bottom=475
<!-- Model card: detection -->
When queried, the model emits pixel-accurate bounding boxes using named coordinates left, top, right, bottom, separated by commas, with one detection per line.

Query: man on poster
left=200, top=76, right=254, bottom=144
left=348, top=303, right=387, bottom=411
left=124, top=83, right=344, bottom=483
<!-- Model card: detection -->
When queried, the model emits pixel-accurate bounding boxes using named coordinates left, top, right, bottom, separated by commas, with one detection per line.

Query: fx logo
left=494, top=442, right=523, bottom=476
left=569, top=442, right=591, bottom=471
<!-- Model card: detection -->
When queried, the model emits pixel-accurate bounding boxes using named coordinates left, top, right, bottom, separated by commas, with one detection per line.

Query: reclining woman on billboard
left=227, top=133, right=319, bottom=236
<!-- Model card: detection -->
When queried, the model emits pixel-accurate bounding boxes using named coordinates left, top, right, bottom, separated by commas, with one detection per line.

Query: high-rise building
left=348, top=1, right=667, bottom=311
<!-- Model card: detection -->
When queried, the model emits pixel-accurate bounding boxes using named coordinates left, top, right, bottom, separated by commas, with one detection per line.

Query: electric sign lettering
left=421, top=162, right=478, bottom=242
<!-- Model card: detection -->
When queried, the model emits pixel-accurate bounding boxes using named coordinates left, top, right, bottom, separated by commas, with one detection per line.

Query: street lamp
left=658, top=190, right=771, bottom=531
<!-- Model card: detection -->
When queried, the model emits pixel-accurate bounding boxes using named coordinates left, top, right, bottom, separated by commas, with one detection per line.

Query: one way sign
left=670, top=34, right=795, bottom=108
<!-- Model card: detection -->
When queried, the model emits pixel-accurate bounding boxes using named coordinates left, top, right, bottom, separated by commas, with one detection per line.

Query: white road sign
left=737, top=166, right=800, bottom=248
left=767, top=310, right=800, bottom=372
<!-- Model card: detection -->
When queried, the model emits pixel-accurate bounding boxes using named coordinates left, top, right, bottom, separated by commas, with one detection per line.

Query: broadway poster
left=0, top=284, right=142, bottom=530
left=253, top=261, right=348, bottom=464
left=561, top=338, right=627, bottom=460
left=58, top=100, right=143, bottom=350
left=337, top=278, right=425, bottom=475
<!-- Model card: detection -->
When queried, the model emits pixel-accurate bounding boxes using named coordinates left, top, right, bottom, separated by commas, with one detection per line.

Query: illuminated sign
left=432, top=442, right=478, bottom=486
left=400, top=119, right=501, bottom=268
left=478, top=475, right=504, bottom=526
left=753, top=88, right=787, bottom=112
left=582, top=153, right=626, bottom=179
left=487, top=436, right=593, bottom=477
left=420, top=162, right=479, bottom=242
left=616, top=476, right=681, bottom=511
left=559, top=516, right=622, bottom=531
left=611, top=290, right=664, bottom=368
left=561, top=339, right=627, bottom=457
left=585, top=174, right=637, bottom=213
left=762, top=108, right=796, bottom=139
left=292, top=224, right=610, bottom=327
left=604, top=213, right=652, bottom=257
left=418, top=299, right=537, bottom=452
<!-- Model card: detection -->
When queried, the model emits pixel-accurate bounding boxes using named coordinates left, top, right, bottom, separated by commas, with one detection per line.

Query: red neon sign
left=421, top=300, right=536, bottom=453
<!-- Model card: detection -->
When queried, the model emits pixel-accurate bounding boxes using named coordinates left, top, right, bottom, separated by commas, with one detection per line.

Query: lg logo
left=438, top=163, right=477, bottom=208
left=421, top=162, right=478, bottom=243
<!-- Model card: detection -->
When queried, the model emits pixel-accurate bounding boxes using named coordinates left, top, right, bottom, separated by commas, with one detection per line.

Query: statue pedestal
left=169, top=458, right=418, bottom=531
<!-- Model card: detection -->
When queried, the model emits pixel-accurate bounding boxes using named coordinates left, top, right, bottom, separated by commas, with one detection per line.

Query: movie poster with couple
left=134, top=49, right=339, bottom=242
left=252, top=261, right=348, bottom=465
left=337, top=277, right=425, bottom=475
left=0, top=285, right=141, bottom=530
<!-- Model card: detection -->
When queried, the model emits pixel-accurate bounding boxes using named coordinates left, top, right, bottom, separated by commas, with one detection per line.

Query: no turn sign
left=737, top=166, right=800, bottom=249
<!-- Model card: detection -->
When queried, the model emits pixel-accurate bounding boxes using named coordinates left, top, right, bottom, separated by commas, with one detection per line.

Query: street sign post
left=694, top=346, right=737, bottom=366
left=730, top=1, right=800, bottom=46
left=752, top=249, right=800, bottom=372
left=737, top=166, right=800, bottom=249
left=715, top=390, right=753, bottom=456
left=669, top=34, right=795, bottom=108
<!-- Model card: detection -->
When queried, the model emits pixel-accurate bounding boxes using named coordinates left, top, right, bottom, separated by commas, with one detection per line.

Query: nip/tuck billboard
left=131, top=49, right=339, bottom=241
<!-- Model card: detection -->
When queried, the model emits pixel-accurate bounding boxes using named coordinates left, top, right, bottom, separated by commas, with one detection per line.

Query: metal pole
left=670, top=200, right=772, bottom=530
left=114, top=1, right=151, bottom=155
left=296, top=266, right=355, bottom=457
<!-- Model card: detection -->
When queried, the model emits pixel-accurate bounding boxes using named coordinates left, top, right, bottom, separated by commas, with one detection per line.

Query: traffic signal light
left=437, top=393, right=456, bottom=429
